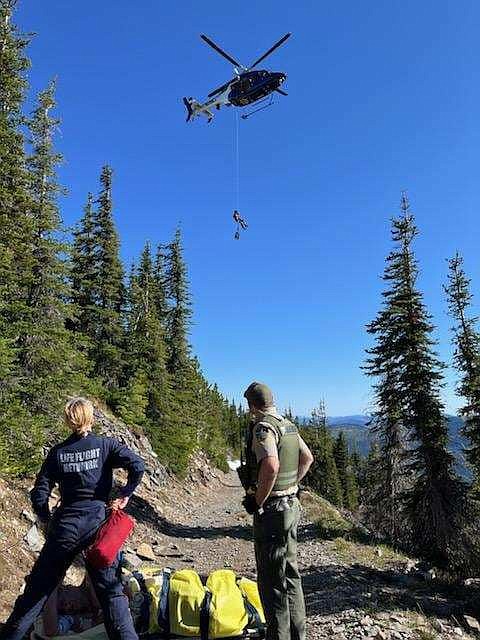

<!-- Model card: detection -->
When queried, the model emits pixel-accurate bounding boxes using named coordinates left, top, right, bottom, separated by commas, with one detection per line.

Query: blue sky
left=17, top=1, right=479, bottom=415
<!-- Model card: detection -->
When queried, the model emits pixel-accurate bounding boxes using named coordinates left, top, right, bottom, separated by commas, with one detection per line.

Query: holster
left=237, top=463, right=252, bottom=492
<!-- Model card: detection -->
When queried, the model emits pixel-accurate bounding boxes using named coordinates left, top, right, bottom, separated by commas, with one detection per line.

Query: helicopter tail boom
left=183, top=91, right=230, bottom=123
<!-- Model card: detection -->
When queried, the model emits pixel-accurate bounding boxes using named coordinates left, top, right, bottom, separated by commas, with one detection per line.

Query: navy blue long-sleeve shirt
left=30, top=432, right=145, bottom=522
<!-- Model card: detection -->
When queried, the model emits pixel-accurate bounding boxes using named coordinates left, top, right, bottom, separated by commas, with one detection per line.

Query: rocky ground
left=2, top=410, right=480, bottom=639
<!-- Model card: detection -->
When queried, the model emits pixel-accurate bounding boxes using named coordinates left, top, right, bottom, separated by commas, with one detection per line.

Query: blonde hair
left=64, top=397, right=94, bottom=436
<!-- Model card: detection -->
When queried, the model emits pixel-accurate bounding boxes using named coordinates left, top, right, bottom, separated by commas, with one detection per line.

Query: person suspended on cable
left=233, top=210, right=248, bottom=230
left=0, top=397, right=145, bottom=640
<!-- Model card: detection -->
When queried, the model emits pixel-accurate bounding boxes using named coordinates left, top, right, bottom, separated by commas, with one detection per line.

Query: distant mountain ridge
left=300, top=414, right=468, bottom=473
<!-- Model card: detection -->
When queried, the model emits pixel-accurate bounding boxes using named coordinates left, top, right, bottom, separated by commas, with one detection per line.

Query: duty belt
left=259, top=494, right=296, bottom=515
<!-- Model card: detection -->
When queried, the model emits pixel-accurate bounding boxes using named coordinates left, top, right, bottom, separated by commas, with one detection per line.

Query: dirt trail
left=1, top=468, right=479, bottom=639
left=128, top=470, right=479, bottom=640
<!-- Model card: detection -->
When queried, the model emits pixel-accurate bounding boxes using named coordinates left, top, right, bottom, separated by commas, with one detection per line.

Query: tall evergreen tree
left=0, top=1, right=31, bottom=323
left=124, top=243, right=171, bottom=426
left=71, top=193, right=97, bottom=337
left=301, top=403, right=343, bottom=506
left=93, top=165, right=125, bottom=390
left=71, top=167, right=125, bottom=395
left=21, top=80, right=89, bottom=415
left=365, top=193, right=475, bottom=570
left=153, top=243, right=168, bottom=326
left=350, top=450, right=366, bottom=495
left=0, top=4, right=50, bottom=472
left=363, top=369, right=407, bottom=539
left=445, top=253, right=480, bottom=486
left=0, top=0, right=31, bottom=393
left=165, top=228, right=192, bottom=380
left=333, top=432, right=359, bottom=510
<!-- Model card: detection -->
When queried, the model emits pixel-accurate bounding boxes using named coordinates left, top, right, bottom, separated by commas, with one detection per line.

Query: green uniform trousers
left=253, top=496, right=306, bottom=640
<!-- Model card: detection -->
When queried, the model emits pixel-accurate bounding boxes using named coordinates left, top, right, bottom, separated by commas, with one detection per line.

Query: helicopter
left=183, top=33, right=291, bottom=123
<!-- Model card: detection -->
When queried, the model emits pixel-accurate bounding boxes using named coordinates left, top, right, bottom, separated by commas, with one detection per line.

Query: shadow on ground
left=128, top=494, right=253, bottom=541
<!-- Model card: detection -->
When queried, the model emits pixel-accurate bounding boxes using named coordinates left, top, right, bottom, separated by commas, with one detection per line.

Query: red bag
left=85, top=509, right=135, bottom=570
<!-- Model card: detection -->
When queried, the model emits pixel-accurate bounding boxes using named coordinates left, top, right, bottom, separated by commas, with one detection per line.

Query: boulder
left=136, top=543, right=156, bottom=561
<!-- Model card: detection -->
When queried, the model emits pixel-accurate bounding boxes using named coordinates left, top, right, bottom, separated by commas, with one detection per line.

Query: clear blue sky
left=18, top=1, right=479, bottom=415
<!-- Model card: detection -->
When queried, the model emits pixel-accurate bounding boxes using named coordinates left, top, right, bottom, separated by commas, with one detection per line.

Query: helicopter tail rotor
left=183, top=97, right=194, bottom=122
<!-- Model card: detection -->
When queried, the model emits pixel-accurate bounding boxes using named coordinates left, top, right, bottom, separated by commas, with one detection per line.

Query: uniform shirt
left=252, top=406, right=309, bottom=497
left=31, top=432, right=145, bottom=522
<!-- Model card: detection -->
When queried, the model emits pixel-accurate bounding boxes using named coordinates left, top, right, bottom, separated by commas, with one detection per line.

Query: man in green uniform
left=241, top=382, right=313, bottom=640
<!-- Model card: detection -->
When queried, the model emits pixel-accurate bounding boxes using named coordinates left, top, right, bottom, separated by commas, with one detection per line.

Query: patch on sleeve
left=255, top=425, right=271, bottom=442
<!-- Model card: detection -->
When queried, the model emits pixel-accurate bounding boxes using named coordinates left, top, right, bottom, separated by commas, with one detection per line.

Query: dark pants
left=253, top=497, right=306, bottom=640
left=0, top=503, right=137, bottom=640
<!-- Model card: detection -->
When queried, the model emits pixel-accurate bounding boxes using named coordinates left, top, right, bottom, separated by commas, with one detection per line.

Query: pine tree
left=71, top=193, right=97, bottom=338
left=333, top=432, right=359, bottom=510
left=445, top=253, right=480, bottom=486
left=362, top=442, right=387, bottom=536
left=117, top=370, right=149, bottom=428
left=20, top=80, right=89, bottom=416
left=0, top=0, right=31, bottom=395
left=153, top=243, right=168, bottom=326
left=71, top=167, right=125, bottom=395
left=127, top=243, right=171, bottom=426
left=0, top=1, right=31, bottom=310
left=365, top=193, right=475, bottom=570
left=333, top=432, right=348, bottom=495
left=92, top=165, right=125, bottom=391
left=165, top=228, right=192, bottom=380
left=301, top=404, right=343, bottom=506
left=350, top=450, right=363, bottom=486
left=0, top=3, right=51, bottom=472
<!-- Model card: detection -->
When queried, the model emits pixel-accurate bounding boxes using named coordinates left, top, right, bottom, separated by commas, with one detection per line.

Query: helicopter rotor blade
left=249, top=32, right=291, bottom=69
left=200, top=34, right=244, bottom=69
left=275, top=88, right=288, bottom=96
left=208, top=79, right=234, bottom=99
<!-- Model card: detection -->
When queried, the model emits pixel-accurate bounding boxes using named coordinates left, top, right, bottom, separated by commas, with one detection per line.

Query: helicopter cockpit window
left=238, top=78, right=252, bottom=91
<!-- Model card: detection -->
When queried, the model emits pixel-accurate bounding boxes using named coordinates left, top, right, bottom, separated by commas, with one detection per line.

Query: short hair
left=244, top=382, right=274, bottom=409
left=64, top=397, right=94, bottom=436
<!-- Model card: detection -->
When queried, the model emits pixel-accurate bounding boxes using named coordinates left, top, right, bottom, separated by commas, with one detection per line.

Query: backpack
left=124, top=565, right=265, bottom=638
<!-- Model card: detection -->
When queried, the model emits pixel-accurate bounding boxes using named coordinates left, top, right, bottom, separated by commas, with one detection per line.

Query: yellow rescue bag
left=237, top=578, right=266, bottom=625
left=169, top=569, right=206, bottom=637
left=206, top=570, right=248, bottom=638
left=125, top=565, right=265, bottom=638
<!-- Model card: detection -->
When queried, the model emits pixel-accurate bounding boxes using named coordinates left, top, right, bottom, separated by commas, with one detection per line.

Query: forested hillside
left=0, top=0, right=246, bottom=478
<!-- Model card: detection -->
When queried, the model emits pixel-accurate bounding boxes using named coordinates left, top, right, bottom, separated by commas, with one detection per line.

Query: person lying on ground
left=42, top=578, right=102, bottom=637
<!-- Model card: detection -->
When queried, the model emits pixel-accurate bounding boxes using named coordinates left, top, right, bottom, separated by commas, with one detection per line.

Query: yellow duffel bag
left=205, top=570, right=248, bottom=637
left=237, top=578, right=266, bottom=625
left=126, top=565, right=265, bottom=638
left=169, top=569, right=207, bottom=637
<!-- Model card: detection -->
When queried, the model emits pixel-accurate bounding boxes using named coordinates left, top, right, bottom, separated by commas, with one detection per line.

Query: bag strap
left=243, top=597, right=264, bottom=633
left=199, top=590, right=212, bottom=640
left=132, top=571, right=151, bottom=635
left=157, top=569, right=171, bottom=636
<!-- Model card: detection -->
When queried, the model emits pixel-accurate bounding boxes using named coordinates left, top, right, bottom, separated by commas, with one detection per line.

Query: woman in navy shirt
left=1, top=398, right=145, bottom=640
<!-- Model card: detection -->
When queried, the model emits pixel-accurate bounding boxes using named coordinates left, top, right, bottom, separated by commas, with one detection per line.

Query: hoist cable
left=234, top=109, right=240, bottom=211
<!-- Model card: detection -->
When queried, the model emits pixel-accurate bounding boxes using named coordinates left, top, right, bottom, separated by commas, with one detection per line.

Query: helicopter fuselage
left=227, top=70, right=286, bottom=106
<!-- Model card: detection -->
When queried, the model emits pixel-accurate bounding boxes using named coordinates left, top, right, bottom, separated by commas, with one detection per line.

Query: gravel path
left=2, top=465, right=478, bottom=639
left=128, top=470, right=479, bottom=640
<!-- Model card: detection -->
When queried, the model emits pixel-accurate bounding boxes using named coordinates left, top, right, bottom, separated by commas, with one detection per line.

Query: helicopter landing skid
left=240, top=95, right=274, bottom=120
